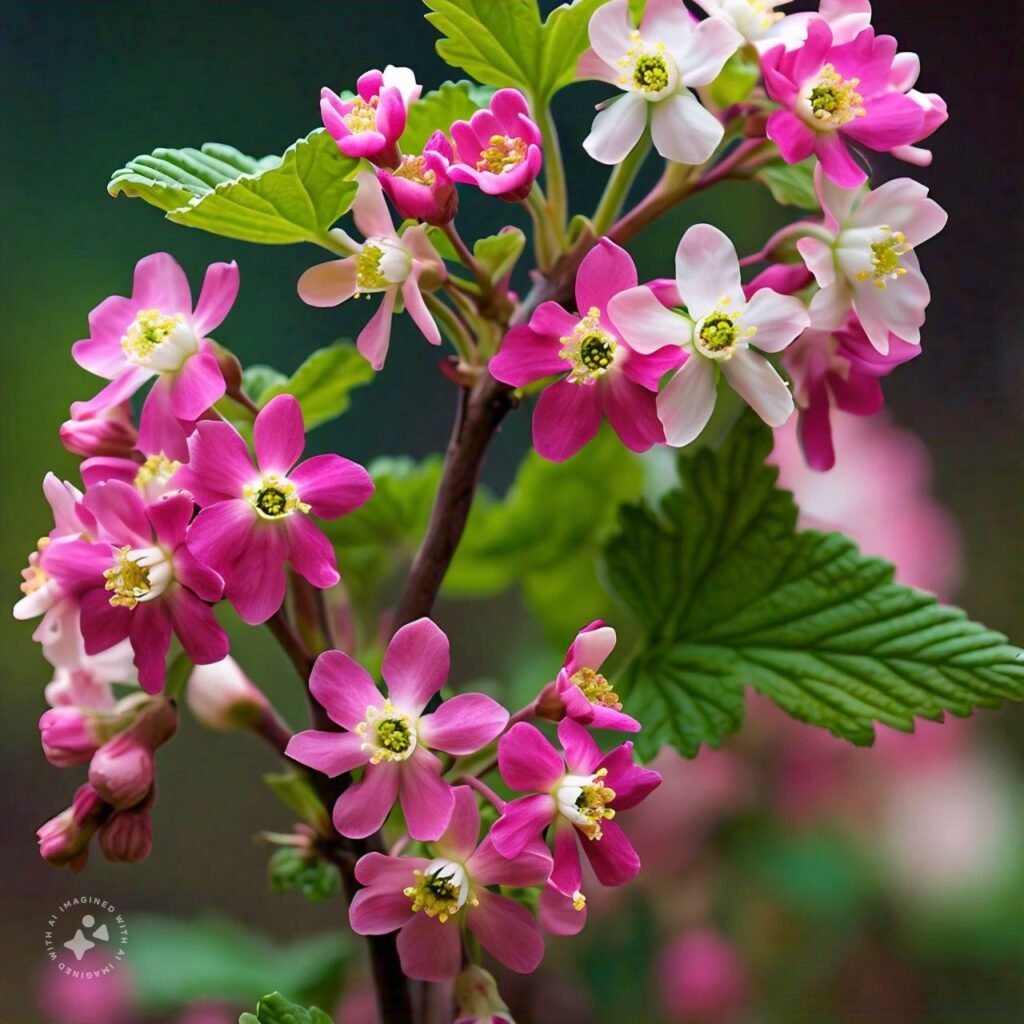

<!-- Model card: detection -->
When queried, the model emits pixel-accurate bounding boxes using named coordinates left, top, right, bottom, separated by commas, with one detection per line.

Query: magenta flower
left=82, top=451, right=185, bottom=503
left=378, top=131, right=458, bottom=225
left=321, top=65, right=421, bottom=168
left=177, top=394, right=373, bottom=625
left=540, top=621, right=640, bottom=733
left=762, top=19, right=942, bottom=187
left=40, top=482, right=228, bottom=693
left=287, top=619, right=509, bottom=841
left=349, top=786, right=550, bottom=981
left=448, top=89, right=543, bottom=202
left=297, top=172, right=446, bottom=369
left=491, top=720, right=661, bottom=900
left=72, top=253, right=239, bottom=460
left=490, top=239, right=682, bottom=462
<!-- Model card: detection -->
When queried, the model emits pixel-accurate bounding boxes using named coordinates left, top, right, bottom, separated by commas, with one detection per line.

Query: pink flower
left=539, top=621, right=640, bottom=732
left=762, top=19, right=942, bottom=187
left=187, top=656, right=271, bottom=732
left=448, top=89, right=543, bottom=202
left=658, top=930, right=748, bottom=1024
left=378, top=131, right=458, bottom=225
left=578, top=0, right=740, bottom=165
left=40, top=482, right=228, bottom=693
left=490, top=720, right=661, bottom=900
left=177, top=394, right=373, bottom=625
left=287, top=619, right=509, bottom=841
left=45, top=665, right=118, bottom=712
left=321, top=66, right=421, bottom=168
left=82, top=451, right=185, bottom=502
left=698, top=0, right=871, bottom=52
left=782, top=311, right=918, bottom=470
left=797, top=164, right=947, bottom=352
left=349, top=786, right=549, bottom=981
left=297, top=172, right=445, bottom=369
left=60, top=401, right=137, bottom=459
left=490, top=239, right=681, bottom=462
left=39, top=707, right=102, bottom=768
left=72, top=253, right=239, bottom=460
left=609, top=224, right=808, bottom=447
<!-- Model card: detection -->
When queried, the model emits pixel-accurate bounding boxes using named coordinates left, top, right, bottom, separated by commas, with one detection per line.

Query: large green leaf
left=605, top=415, right=1024, bottom=758
left=109, top=130, right=360, bottom=244
left=401, top=79, right=491, bottom=153
left=239, top=993, right=334, bottom=1024
left=423, top=0, right=605, bottom=104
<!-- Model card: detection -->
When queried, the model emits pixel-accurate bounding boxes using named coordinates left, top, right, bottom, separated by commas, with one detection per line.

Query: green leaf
left=128, top=916, right=346, bottom=1013
left=473, top=228, right=526, bottom=282
left=401, top=79, right=490, bottom=153
left=269, top=848, right=342, bottom=903
left=264, top=770, right=331, bottom=834
left=239, top=992, right=334, bottom=1024
left=708, top=50, right=761, bottom=109
left=606, top=415, right=1024, bottom=758
left=424, top=0, right=605, bottom=104
left=756, top=158, right=820, bottom=211
left=109, top=130, right=360, bottom=244
left=243, top=364, right=289, bottom=400
left=257, top=343, right=374, bottom=429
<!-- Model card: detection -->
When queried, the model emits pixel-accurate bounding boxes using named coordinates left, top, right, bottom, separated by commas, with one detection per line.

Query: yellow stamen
left=571, top=667, right=623, bottom=711
left=476, top=135, right=527, bottom=174
left=103, top=546, right=152, bottom=609
left=134, top=454, right=181, bottom=493
left=403, top=863, right=477, bottom=923
left=559, top=308, right=618, bottom=384
left=242, top=474, right=310, bottom=520
left=855, top=227, right=912, bottom=289
left=343, top=95, right=379, bottom=135
left=355, top=700, right=418, bottom=764
left=20, top=537, right=51, bottom=594
left=121, top=309, right=185, bottom=362
left=808, top=64, right=866, bottom=128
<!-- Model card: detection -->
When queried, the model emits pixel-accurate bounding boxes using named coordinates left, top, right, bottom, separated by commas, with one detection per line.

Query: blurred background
left=2, top=1, right=1021, bottom=1022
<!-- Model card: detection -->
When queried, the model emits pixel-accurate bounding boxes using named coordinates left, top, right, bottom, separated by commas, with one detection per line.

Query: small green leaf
left=264, top=770, right=331, bottom=834
left=708, top=50, right=761, bottom=108
left=606, top=415, right=1024, bottom=758
left=473, top=228, right=526, bottom=282
left=243, top=364, right=289, bottom=400
left=269, top=848, right=342, bottom=903
left=110, top=130, right=360, bottom=244
left=401, top=79, right=490, bottom=153
left=756, top=158, right=820, bottom=210
left=240, top=992, right=334, bottom=1024
left=258, top=343, right=374, bottom=429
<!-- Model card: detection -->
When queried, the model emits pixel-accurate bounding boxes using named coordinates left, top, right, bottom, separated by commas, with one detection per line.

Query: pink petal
left=766, top=109, right=817, bottom=165
left=185, top=500, right=255, bottom=573
left=145, top=491, right=192, bottom=547
left=674, top=14, right=741, bottom=86
left=285, top=514, right=340, bottom=590
left=357, top=288, right=398, bottom=370
left=434, top=785, right=480, bottom=863
left=171, top=545, right=224, bottom=603
left=587, top=0, right=631, bottom=66
left=742, top=289, right=809, bottom=352
left=167, top=345, right=225, bottom=421
left=607, top=286, right=689, bottom=354
left=137, top=377, right=189, bottom=462
left=531, top=301, right=581, bottom=339
left=539, top=882, right=587, bottom=936
left=490, top=794, right=557, bottom=859
left=166, top=585, right=229, bottom=666
left=310, top=649, right=384, bottom=730
left=676, top=224, right=742, bottom=317
left=74, top=296, right=135, bottom=376
left=191, top=260, right=240, bottom=337
left=583, top=93, right=648, bottom=165
left=332, top=762, right=399, bottom=838
left=71, top=367, right=151, bottom=419
left=132, top=252, right=192, bottom=313
left=558, top=719, right=602, bottom=775
left=297, top=258, right=358, bottom=308
left=550, top=817, right=583, bottom=896
left=657, top=358, right=717, bottom=447
left=83, top=479, right=150, bottom=546
left=181, top=420, right=255, bottom=505
left=467, top=890, right=544, bottom=974
left=382, top=617, right=449, bottom=716
left=532, top=378, right=603, bottom=463
left=254, top=394, right=305, bottom=474
left=288, top=454, right=374, bottom=519
left=843, top=93, right=924, bottom=150
left=619, top=341, right=687, bottom=390
left=40, top=539, right=114, bottom=597
left=598, top=744, right=662, bottom=810
left=489, top=324, right=568, bottom=388
left=401, top=274, right=441, bottom=346
left=797, top=236, right=838, bottom=291
left=286, top=729, right=368, bottom=777
left=853, top=178, right=947, bottom=246
left=576, top=47, right=618, bottom=84
left=352, top=171, right=397, bottom=240
left=355, top=851, right=429, bottom=887
left=224, top=524, right=289, bottom=625
left=498, top=723, right=565, bottom=792
left=650, top=90, right=724, bottom=166
left=467, top=835, right=551, bottom=889
left=601, top=373, right=663, bottom=452
left=720, top=348, right=795, bottom=426
left=350, top=884, right=416, bottom=936
left=130, top=599, right=173, bottom=693
left=575, top=239, right=637, bottom=320
left=418, top=693, right=509, bottom=756
left=565, top=622, right=617, bottom=674
left=580, top=819, right=641, bottom=886
left=80, top=586, right=132, bottom=653
left=399, top=748, right=455, bottom=841
left=396, top=911, right=462, bottom=981
left=815, top=132, right=866, bottom=188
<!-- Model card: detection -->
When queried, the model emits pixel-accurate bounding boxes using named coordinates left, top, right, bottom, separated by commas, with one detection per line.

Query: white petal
left=650, top=90, right=724, bottom=166
left=670, top=15, right=742, bottom=86
left=796, top=236, right=837, bottom=289
left=808, top=283, right=851, bottom=331
left=352, top=171, right=397, bottom=240
left=657, top=357, right=717, bottom=447
left=587, top=0, right=633, bottom=67
left=641, top=0, right=701, bottom=55
left=742, top=290, right=809, bottom=353
left=813, top=163, right=860, bottom=230
left=720, top=349, right=794, bottom=426
left=577, top=47, right=619, bottom=84
left=607, top=286, right=691, bottom=354
left=852, top=252, right=929, bottom=353
left=852, top=178, right=948, bottom=247
left=572, top=626, right=617, bottom=671
left=675, top=223, right=742, bottom=318
left=382, top=65, right=421, bottom=105
left=583, top=94, right=648, bottom=165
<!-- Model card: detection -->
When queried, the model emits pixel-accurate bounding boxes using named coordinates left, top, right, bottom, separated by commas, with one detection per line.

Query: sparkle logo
left=44, top=897, right=128, bottom=978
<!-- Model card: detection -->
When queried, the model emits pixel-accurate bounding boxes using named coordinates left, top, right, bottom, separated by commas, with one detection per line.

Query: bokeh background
left=2, top=1, right=1022, bottom=1022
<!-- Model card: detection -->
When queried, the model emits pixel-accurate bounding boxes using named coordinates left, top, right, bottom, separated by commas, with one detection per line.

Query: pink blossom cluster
left=289, top=619, right=661, bottom=981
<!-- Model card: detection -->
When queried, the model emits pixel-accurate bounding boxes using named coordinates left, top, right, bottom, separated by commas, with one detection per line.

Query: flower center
left=694, top=303, right=757, bottom=360
left=475, top=135, right=527, bottom=174
left=103, top=545, right=171, bottom=609
left=120, top=309, right=197, bottom=371
left=343, top=95, right=379, bottom=135
left=556, top=768, right=617, bottom=841
left=572, top=889, right=587, bottom=912
left=855, top=227, right=911, bottom=289
left=20, top=537, right=50, bottom=595
left=134, top=453, right=181, bottom=494
left=806, top=64, right=866, bottom=128
left=243, top=473, right=310, bottom=521
left=559, top=308, right=618, bottom=384
left=570, top=667, right=623, bottom=711
left=355, top=700, right=418, bottom=764
left=403, top=859, right=476, bottom=923
left=355, top=238, right=412, bottom=295
left=394, top=155, right=436, bottom=186
left=617, top=35, right=678, bottom=99
left=745, top=0, right=785, bottom=29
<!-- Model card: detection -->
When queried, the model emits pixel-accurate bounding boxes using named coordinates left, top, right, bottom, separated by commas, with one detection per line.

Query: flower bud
left=59, top=402, right=137, bottom=459
left=187, top=656, right=269, bottom=732
left=454, top=964, right=515, bottom=1024
left=98, top=807, right=153, bottom=864
left=88, top=733, right=155, bottom=810
left=39, top=707, right=102, bottom=767
left=378, top=132, right=458, bottom=226
left=37, top=784, right=109, bottom=870
left=533, top=683, right=565, bottom=724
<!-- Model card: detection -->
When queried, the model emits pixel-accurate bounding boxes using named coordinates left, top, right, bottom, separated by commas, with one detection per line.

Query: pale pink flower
left=297, top=172, right=445, bottom=369
left=609, top=224, right=808, bottom=446
left=187, top=656, right=271, bottom=732
left=287, top=619, right=508, bottom=841
left=578, top=0, right=741, bottom=165
left=349, top=787, right=550, bottom=981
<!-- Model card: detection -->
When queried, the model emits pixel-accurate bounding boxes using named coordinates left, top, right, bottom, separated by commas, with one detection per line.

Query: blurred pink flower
left=658, top=929, right=748, bottom=1024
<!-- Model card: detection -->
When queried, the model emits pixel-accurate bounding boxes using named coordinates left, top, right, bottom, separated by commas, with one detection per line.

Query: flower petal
left=180, top=421, right=255, bottom=506
left=434, top=785, right=480, bottom=862
left=539, top=882, right=587, bottom=936
left=675, top=223, right=742, bottom=317
left=489, top=324, right=568, bottom=387
left=580, top=819, right=641, bottom=886
left=357, top=287, right=398, bottom=370
left=130, top=598, right=173, bottom=693
left=575, top=239, right=638, bottom=320
left=285, top=515, right=340, bottom=590
left=401, top=273, right=441, bottom=346
left=332, top=762, right=399, bottom=838
left=599, top=744, right=662, bottom=810
left=498, top=722, right=565, bottom=792
left=467, top=890, right=545, bottom=974
left=191, top=260, right=240, bottom=337
left=565, top=622, right=617, bottom=675
left=399, top=748, right=455, bottom=841
left=254, top=394, right=305, bottom=474
left=132, top=252, right=192, bottom=313
left=532, top=378, right=603, bottom=463
left=349, top=883, right=416, bottom=936
left=742, top=289, right=809, bottom=353
left=672, top=14, right=741, bottom=85
left=467, top=835, right=551, bottom=889
left=286, top=729, right=368, bottom=777
left=395, top=911, right=461, bottom=981
left=223, top=524, right=289, bottom=625
left=550, top=817, right=583, bottom=896
left=651, top=90, right=724, bottom=166
left=168, top=345, right=225, bottom=421
left=418, top=693, right=509, bottom=756
left=137, top=377, right=189, bottom=463
left=382, top=617, right=449, bottom=715
left=185, top=500, right=255, bottom=574
left=289, top=454, right=375, bottom=520
left=558, top=719, right=602, bottom=775
left=583, top=94, right=648, bottom=166
left=166, top=585, right=229, bottom=666
left=607, top=286, right=689, bottom=354
left=310, top=649, right=384, bottom=730
left=490, top=794, right=557, bottom=859
left=657, top=358, right=717, bottom=447
left=297, top=258, right=358, bottom=308
left=720, top=348, right=794, bottom=426
left=587, top=0, right=631, bottom=66
left=601, top=373, right=663, bottom=452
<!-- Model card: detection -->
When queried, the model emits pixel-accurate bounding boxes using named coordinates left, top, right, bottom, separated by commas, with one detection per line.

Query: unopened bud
left=60, top=402, right=137, bottom=459
left=39, top=707, right=103, bottom=767
left=88, top=733, right=155, bottom=810
left=37, top=784, right=110, bottom=870
left=533, top=683, right=564, bottom=724
left=188, top=656, right=269, bottom=732
left=98, top=807, right=154, bottom=864
left=454, top=964, right=515, bottom=1024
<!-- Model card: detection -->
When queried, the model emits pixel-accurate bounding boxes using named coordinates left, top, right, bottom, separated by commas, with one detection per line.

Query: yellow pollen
left=696, top=308, right=757, bottom=358
left=808, top=64, right=866, bottom=127
left=394, top=155, right=436, bottom=186
left=476, top=135, right=527, bottom=174
left=134, top=454, right=181, bottom=493
left=121, top=309, right=185, bottom=362
left=575, top=768, right=617, bottom=841
left=356, top=700, right=418, bottom=764
left=103, top=546, right=152, bottom=609
left=855, top=228, right=912, bottom=289
left=571, top=667, right=623, bottom=711
left=343, top=95, right=379, bottom=135
left=20, top=537, right=51, bottom=595
left=572, top=890, right=587, bottom=912
left=616, top=40, right=672, bottom=94
left=747, top=0, right=784, bottom=29
left=243, top=474, right=310, bottom=520
left=559, top=308, right=618, bottom=384
left=403, top=867, right=477, bottom=923
left=356, top=244, right=387, bottom=293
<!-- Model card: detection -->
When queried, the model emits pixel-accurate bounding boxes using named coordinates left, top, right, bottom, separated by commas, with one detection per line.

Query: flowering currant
left=377, top=130, right=458, bottom=225
left=177, top=394, right=373, bottom=626
left=349, top=787, right=550, bottom=981
left=490, top=239, right=681, bottom=462
left=578, top=0, right=741, bottom=165
left=287, top=618, right=508, bottom=841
